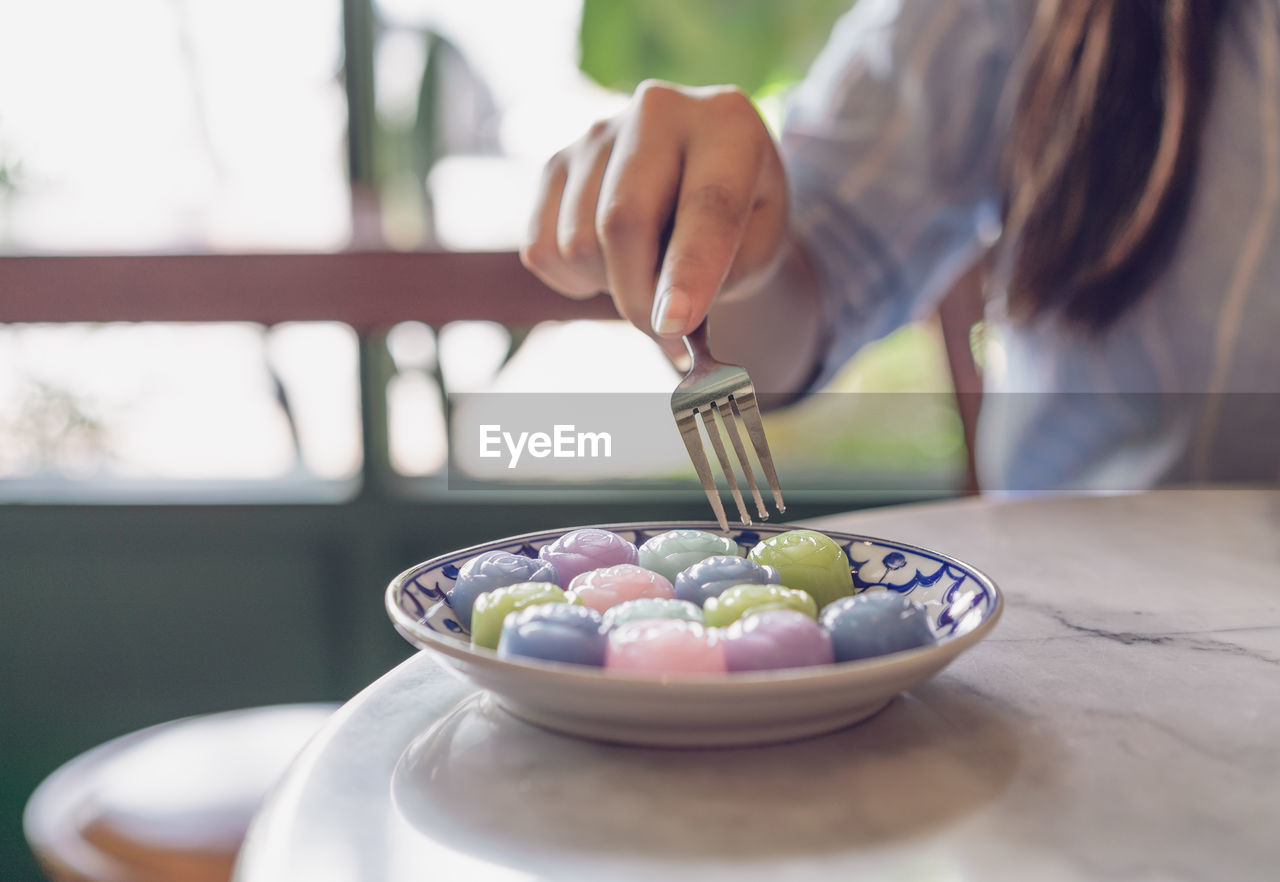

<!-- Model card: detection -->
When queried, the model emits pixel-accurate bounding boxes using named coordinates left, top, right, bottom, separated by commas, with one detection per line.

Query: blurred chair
left=936, top=259, right=987, bottom=495
left=24, top=704, right=336, bottom=882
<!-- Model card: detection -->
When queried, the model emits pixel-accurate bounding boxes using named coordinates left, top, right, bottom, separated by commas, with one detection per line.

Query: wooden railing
left=0, top=249, right=982, bottom=494
left=0, top=250, right=629, bottom=501
left=0, top=252, right=617, bottom=328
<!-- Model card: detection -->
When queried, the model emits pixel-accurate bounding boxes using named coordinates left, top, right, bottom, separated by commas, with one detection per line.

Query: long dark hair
left=1004, top=0, right=1230, bottom=332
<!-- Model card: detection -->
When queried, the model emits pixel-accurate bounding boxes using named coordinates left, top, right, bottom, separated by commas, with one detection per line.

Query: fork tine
left=731, top=390, right=786, bottom=514
left=675, top=410, right=730, bottom=531
left=700, top=405, right=752, bottom=526
left=715, top=398, right=768, bottom=520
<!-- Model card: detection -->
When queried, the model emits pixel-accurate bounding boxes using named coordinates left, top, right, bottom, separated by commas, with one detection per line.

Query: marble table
left=235, top=489, right=1280, bottom=882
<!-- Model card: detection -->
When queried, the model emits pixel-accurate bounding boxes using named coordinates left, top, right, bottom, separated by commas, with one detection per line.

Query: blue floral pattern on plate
left=390, top=522, right=995, bottom=645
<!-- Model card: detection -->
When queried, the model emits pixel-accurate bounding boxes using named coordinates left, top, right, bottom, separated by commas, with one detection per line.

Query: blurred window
left=0, top=0, right=967, bottom=501
left=0, top=322, right=361, bottom=500
left=0, top=0, right=349, bottom=254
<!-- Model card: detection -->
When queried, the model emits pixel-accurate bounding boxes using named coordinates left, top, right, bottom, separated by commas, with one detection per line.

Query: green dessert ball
left=637, top=529, right=740, bottom=583
left=702, top=584, right=818, bottom=627
left=748, top=529, right=854, bottom=609
left=470, top=582, right=580, bottom=650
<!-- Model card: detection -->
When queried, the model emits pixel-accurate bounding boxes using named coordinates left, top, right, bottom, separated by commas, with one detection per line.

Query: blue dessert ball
left=820, top=591, right=937, bottom=662
left=497, top=603, right=607, bottom=667
left=673, top=555, right=781, bottom=607
left=446, top=551, right=560, bottom=631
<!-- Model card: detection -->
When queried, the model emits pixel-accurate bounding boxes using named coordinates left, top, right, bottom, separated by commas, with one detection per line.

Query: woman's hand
left=520, top=80, right=791, bottom=339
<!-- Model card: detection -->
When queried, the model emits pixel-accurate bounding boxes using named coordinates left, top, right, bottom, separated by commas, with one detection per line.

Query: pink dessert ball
left=605, top=619, right=726, bottom=675
left=538, top=528, right=639, bottom=584
left=566, top=564, right=675, bottom=613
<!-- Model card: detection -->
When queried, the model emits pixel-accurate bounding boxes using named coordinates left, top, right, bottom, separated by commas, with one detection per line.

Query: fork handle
left=682, top=317, right=712, bottom=362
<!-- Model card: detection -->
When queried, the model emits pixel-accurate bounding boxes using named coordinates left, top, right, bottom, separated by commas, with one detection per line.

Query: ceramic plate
left=385, top=522, right=1002, bottom=747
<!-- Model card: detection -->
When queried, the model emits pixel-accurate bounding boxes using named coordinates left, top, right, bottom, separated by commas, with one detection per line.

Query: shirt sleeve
left=781, top=0, right=1023, bottom=390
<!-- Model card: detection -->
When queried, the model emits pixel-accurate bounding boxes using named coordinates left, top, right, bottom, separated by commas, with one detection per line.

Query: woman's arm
left=702, top=236, right=824, bottom=396
left=521, top=0, right=1021, bottom=397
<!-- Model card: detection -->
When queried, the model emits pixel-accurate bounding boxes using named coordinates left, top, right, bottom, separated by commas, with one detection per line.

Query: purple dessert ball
left=721, top=609, right=835, bottom=672
left=820, top=591, right=937, bottom=662
left=446, top=550, right=560, bottom=631
left=497, top=603, right=607, bottom=667
left=673, top=555, right=781, bottom=607
left=538, top=528, right=638, bottom=585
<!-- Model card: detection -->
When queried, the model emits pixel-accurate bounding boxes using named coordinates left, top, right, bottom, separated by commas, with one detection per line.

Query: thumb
left=650, top=172, right=754, bottom=336
left=651, top=206, right=749, bottom=337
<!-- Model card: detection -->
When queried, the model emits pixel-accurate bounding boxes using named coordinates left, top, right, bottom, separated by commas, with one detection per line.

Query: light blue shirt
left=782, top=0, right=1280, bottom=492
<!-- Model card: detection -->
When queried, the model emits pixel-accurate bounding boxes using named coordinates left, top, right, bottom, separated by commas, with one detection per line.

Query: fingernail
left=651, top=288, right=690, bottom=336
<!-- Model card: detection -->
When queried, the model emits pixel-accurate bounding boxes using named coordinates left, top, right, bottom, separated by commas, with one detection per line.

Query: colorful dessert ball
left=470, top=582, right=580, bottom=650
left=538, top=528, right=638, bottom=584
left=601, top=597, right=704, bottom=631
left=820, top=591, right=936, bottom=662
left=673, top=555, right=781, bottom=607
left=565, top=564, right=675, bottom=614
left=702, top=584, right=818, bottom=627
left=497, top=603, right=607, bottom=667
left=637, top=529, right=740, bottom=583
left=721, top=609, right=835, bottom=672
left=748, top=530, right=854, bottom=609
left=604, top=619, right=726, bottom=675
left=447, top=550, right=560, bottom=631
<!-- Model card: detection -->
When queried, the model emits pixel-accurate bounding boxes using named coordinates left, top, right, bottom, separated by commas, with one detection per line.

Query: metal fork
left=671, top=318, right=786, bottom=530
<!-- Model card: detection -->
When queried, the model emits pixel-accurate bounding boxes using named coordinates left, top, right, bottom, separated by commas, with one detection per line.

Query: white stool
left=24, top=704, right=336, bottom=882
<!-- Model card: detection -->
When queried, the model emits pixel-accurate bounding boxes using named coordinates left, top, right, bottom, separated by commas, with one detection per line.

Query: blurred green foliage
left=578, top=0, right=852, bottom=96
left=767, top=325, right=966, bottom=480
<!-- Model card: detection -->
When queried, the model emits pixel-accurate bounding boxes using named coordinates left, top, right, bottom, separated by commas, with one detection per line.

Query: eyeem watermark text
left=479, top=424, right=613, bottom=469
